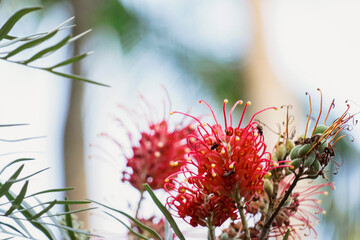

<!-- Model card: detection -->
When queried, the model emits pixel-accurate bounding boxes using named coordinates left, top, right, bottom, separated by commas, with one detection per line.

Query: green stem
left=135, top=191, right=144, bottom=219
left=206, top=217, right=216, bottom=240
left=234, top=194, right=250, bottom=240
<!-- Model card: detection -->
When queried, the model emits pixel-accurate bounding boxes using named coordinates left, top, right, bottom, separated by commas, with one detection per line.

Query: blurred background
left=1, top=0, right=360, bottom=239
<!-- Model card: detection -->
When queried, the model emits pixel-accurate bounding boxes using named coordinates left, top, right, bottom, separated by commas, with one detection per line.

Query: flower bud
left=290, top=158, right=302, bottom=171
left=318, top=140, right=327, bottom=153
left=308, top=160, right=321, bottom=177
left=271, top=153, right=278, bottom=162
left=285, top=139, right=295, bottom=155
left=298, top=144, right=311, bottom=158
left=314, top=124, right=328, bottom=134
left=304, top=151, right=316, bottom=167
left=263, top=179, right=273, bottom=196
left=290, top=145, right=302, bottom=160
left=275, top=144, right=287, bottom=160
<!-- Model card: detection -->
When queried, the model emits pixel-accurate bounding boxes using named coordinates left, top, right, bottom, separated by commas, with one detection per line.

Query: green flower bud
left=298, top=144, right=311, bottom=158
left=314, top=124, right=328, bottom=134
left=285, top=139, right=295, bottom=155
left=276, top=144, right=287, bottom=160
left=318, top=140, right=327, bottom=153
left=290, top=158, right=302, bottom=171
left=308, top=160, right=321, bottom=177
left=271, top=153, right=278, bottom=162
left=304, top=151, right=316, bottom=167
left=263, top=179, right=273, bottom=196
left=290, top=145, right=302, bottom=160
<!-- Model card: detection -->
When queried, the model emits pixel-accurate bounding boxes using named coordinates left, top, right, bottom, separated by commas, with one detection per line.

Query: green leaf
left=0, top=221, right=27, bottom=238
left=2, top=186, right=56, bottom=240
left=24, top=35, right=71, bottom=64
left=41, top=207, right=96, bottom=218
left=0, top=7, right=41, bottom=41
left=51, top=200, right=90, bottom=205
left=0, top=158, right=34, bottom=175
left=91, top=199, right=163, bottom=240
left=103, top=211, right=150, bottom=240
left=49, top=52, right=92, bottom=69
left=282, top=229, right=290, bottom=240
left=0, top=164, right=24, bottom=198
left=4, top=31, right=58, bottom=59
left=64, top=201, right=76, bottom=240
left=49, top=70, right=110, bottom=87
left=31, top=221, right=95, bottom=238
left=0, top=123, right=28, bottom=127
left=0, top=33, right=43, bottom=48
left=5, top=181, right=29, bottom=216
left=29, top=200, right=57, bottom=220
left=143, top=184, right=185, bottom=240
left=10, top=167, right=50, bottom=184
left=26, top=187, right=75, bottom=198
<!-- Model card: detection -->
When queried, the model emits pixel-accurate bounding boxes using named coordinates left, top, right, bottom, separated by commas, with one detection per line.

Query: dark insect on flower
left=257, top=125, right=264, bottom=136
left=210, top=140, right=221, bottom=150
left=222, top=169, right=235, bottom=177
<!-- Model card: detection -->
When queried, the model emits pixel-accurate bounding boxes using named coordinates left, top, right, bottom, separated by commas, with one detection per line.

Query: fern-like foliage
left=0, top=6, right=108, bottom=87
left=0, top=124, right=94, bottom=239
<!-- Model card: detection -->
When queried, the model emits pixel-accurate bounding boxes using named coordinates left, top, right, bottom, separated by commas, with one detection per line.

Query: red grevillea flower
left=99, top=95, right=195, bottom=192
left=121, top=119, right=194, bottom=191
left=270, top=175, right=335, bottom=239
left=170, top=99, right=283, bottom=202
left=165, top=171, right=237, bottom=227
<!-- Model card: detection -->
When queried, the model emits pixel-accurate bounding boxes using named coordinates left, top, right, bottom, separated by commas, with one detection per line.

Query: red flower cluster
left=176, top=100, right=278, bottom=200
left=166, top=171, right=237, bottom=227
left=122, top=120, right=195, bottom=191
left=166, top=99, right=280, bottom=227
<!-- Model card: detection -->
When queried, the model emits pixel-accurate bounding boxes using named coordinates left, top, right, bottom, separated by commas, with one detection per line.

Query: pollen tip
left=198, top=100, right=203, bottom=104
left=169, top=112, right=174, bottom=115
left=322, top=210, right=327, bottom=215
left=212, top=173, right=217, bottom=177
left=187, top=158, right=192, bottom=162
left=239, top=100, right=243, bottom=104
left=254, top=133, right=258, bottom=137
left=202, top=123, right=207, bottom=126
left=274, top=107, right=279, bottom=110
left=289, top=165, right=294, bottom=170
left=154, top=151, right=161, bottom=157
left=211, top=163, right=216, bottom=168
left=317, top=200, right=322, bottom=204
left=224, top=99, right=228, bottom=103
left=165, top=178, right=169, bottom=183
left=273, top=162, right=278, bottom=167
left=323, top=191, right=329, bottom=196
left=247, top=101, right=251, bottom=105
left=236, top=136, right=240, bottom=141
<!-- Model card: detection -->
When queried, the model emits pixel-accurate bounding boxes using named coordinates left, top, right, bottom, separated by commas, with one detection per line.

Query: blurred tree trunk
left=64, top=0, right=100, bottom=228
left=243, top=0, right=303, bottom=146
